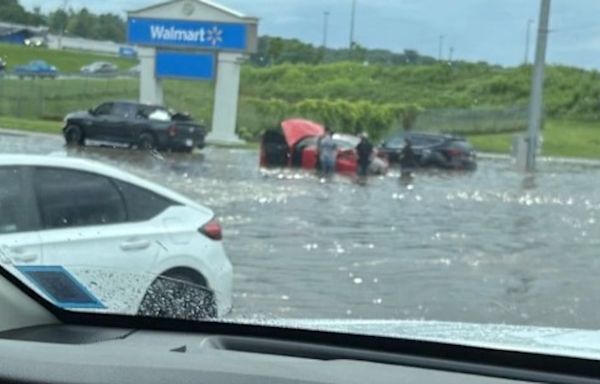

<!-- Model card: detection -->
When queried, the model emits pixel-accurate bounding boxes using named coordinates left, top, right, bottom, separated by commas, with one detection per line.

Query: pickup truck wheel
left=64, top=125, right=84, bottom=146
left=138, top=132, right=156, bottom=150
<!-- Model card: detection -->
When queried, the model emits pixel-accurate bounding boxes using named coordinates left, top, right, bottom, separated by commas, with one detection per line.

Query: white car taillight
left=199, top=219, right=222, bottom=241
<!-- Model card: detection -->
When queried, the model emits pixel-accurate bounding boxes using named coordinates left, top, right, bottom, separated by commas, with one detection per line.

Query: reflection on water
left=521, top=175, right=538, bottom=190
left=2, top=136, right=600, bottom=328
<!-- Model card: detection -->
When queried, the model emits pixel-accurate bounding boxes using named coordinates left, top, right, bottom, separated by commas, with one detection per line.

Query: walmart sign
left=127, top=17, right=248, bottom=51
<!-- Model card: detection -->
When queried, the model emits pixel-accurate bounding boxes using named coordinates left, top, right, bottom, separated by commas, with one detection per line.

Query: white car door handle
left=120, top=239, right=151, bottom=251
left=10, top=251, right=38, bottom=263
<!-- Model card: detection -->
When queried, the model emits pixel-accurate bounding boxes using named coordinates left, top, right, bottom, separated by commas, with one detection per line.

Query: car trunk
left=261, top=129, right=289, bottom=167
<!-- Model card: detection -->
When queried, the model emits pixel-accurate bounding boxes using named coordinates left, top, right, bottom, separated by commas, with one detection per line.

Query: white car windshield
left=2, top=0, right=600, bottom=362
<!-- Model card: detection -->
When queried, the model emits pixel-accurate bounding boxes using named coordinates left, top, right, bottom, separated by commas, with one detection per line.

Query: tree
left=28, top=6, right=45, bottom=25
left=47, top=9, right=69, bottom=33
left=66, top=8, right=95, bottom=38
left=93, top=13, right=126, bottom=42
left=0, top=0, right=32, bottom=25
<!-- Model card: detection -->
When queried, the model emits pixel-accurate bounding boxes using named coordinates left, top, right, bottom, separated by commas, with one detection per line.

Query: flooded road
left=3, top=132, right=600, bottom=329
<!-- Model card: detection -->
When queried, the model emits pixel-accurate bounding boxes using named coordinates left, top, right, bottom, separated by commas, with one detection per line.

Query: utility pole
left=526, top=0, right=551, bottom=172
left=322, top=11, right=330, bottom=48
left=449, top=46, right=454, bottom=62
left=349, top=0, right=356, bottom=49
left=58, top=0, right=69, bottom=50
left=438, top=35, right=445, bottom=61
left=524, top=19, right=534, bottom=64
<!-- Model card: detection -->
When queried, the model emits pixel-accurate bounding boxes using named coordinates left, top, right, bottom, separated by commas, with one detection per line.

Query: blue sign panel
left=128, top=17, right=247, bottom=51
left=156, top=51, right=215, bottom=80
left=16, top=266, right=105, bottom=310
left=119, top=46, right=138, bottom=58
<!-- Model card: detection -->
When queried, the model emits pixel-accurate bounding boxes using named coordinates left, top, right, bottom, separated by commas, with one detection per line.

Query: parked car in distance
left=13, top=60, right=58, bottom=79
left=24, top=36, right=46, bottom=47
left=63, top=101, right=206, bottom=152
left=0, top=154, right=233, bottom=318
left=379, top=132, right=477, bottom=170
left=80, top=61, right=118, bottom=74
left=261, top=119, right=388, bottom=175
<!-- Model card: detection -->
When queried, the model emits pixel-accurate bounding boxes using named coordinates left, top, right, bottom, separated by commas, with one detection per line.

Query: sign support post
left=138, top=47, right=163, bottom=105
left=209, top=52, right=245, bottom=144
left=127, top=0, right=258, bottom=145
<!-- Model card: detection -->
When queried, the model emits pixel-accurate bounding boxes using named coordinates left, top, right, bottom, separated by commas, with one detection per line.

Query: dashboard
left=0, top=270, right=599, bottom=384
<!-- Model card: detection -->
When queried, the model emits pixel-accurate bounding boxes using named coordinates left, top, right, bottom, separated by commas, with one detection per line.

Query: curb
left=478, top=152, right=600, bottom=166
left=0, top=127, right=62, bottom=140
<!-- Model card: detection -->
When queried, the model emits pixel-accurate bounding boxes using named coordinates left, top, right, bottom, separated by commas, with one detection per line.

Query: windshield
left=2, top=0, right=600, bottom=361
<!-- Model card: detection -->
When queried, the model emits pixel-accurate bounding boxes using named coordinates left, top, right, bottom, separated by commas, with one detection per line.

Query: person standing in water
left=356, top=132, right=374, bottom=181
left=400, top=138, right=417, bottom=179
left=317, top=128, right=337, bottom=177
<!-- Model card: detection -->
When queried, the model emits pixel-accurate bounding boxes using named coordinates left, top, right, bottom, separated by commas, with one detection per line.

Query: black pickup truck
left=63, top=101, right=206, bottom=152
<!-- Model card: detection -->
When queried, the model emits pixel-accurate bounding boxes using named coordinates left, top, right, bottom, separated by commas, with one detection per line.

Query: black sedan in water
left=379, top=132, right=477, bottom=170
left=63, top=101, right=206, bottom=152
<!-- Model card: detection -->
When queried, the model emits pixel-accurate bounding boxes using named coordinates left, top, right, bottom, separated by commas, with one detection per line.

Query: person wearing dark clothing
left=356, top=132, right=374, bottom=178
left=400, top=138, right=417, bottom=178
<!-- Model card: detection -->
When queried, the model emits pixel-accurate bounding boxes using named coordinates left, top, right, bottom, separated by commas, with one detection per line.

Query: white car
left=0, top=154, right=232, bottom=319
left=80, top=61, right=118, bottom=74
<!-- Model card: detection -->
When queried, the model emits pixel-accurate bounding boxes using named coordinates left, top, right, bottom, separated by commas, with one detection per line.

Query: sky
left=20, top=0, right=600, bottom=69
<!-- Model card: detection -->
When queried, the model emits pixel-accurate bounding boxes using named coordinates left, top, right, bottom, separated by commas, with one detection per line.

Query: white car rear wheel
left=137, top=271, right=217, bottom=320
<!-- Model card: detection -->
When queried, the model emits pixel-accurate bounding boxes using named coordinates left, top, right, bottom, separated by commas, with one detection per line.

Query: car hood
left=244, top=319, right=600, bottom=360
left=281, top=119, right=324, bottom=148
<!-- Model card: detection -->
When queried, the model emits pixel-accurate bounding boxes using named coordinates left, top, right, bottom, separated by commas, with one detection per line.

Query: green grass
left=0, top=43, right=137, bottom=72
left=0, top=77, right=139, bottom=120
left=0, top=45, right=598, bottom=159
left=0, top=116, right=62, bottom=134
left=210, top=141, right=260, bottom=149
left=0, top=77, right=213, bottom=121
left=466, top=120, right=600, bottom=159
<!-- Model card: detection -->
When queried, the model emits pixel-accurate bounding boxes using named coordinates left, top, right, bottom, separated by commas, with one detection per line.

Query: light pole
left=438, top=35, right=445, bottom=61
left=526, top=0, right=551, bottom=172
left=449, top=46, right=454, bottom=62
left=322, top=11, right=330, bottom=48
left=349, top=0, right=356, bottom=49
left=524, top=18, right=534, bottom=64
left=58, top=0, right=69, bottom=50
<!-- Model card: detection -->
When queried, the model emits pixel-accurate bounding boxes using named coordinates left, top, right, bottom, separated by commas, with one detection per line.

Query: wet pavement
left=2, top=132, right=600, bottom=329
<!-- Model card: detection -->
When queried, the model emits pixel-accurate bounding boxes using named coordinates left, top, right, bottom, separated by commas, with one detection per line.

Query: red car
left=260, top=119, right=388, bottom=175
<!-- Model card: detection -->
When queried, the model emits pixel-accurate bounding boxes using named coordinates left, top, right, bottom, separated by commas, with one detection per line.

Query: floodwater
left=2, top=132, right=600, bottom=329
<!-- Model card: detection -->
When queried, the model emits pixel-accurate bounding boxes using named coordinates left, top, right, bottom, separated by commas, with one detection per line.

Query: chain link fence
left=415, top=106, right=529, bottom=135
left=0, top=74, right=139, bottom=121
